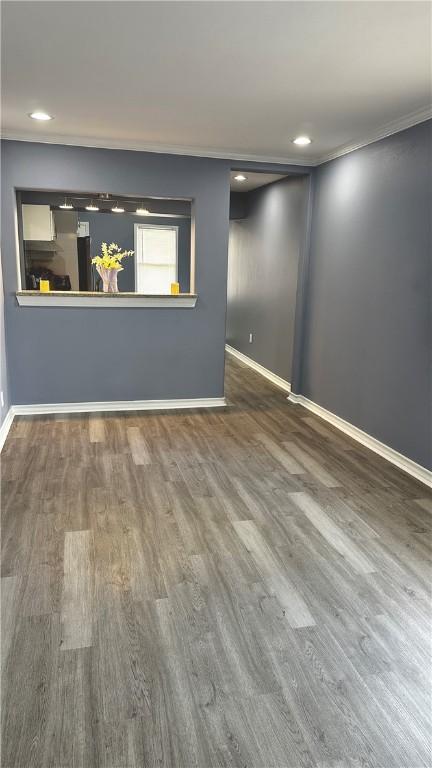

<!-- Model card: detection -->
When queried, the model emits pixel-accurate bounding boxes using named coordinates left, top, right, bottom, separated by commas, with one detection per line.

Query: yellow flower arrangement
left=91, top=242, right=134, bottom=272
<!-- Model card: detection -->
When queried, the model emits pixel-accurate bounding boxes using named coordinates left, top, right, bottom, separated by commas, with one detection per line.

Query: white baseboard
left=225, top=344, right=291, bottom=394
left=0, top=398, right=226, bottom=451
left=11, top=397, right=226, bottom=417
left=0, top=408, right=14, bottom=453
left=288, top=392, right=432, bottom=489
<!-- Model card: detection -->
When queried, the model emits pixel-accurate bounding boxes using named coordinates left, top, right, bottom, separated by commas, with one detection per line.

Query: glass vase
left=97, top=266, right=119, bottom=293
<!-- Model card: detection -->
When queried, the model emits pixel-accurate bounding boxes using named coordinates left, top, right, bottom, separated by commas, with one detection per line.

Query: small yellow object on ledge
left=170, top=282, right=180, bottom=295
left=39, top=279, right=50, bottom=293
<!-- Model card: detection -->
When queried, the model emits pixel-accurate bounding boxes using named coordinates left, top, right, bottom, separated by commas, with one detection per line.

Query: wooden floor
left=1, top=355, right=431, bottom=768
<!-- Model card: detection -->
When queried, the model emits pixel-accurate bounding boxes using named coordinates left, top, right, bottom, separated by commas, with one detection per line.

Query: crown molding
left=0, top=131, right=313, bottom=167
left=2, top=104, right=431, bottom=168
left=316, top=105, right=432, bottom=165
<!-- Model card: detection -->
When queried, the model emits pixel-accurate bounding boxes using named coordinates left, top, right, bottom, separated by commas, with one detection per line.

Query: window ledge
left=16, top=291, right=198, bottom=308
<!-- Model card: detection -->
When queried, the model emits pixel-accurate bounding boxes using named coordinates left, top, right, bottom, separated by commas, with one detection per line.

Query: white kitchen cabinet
left=22, top=204, right=55, bottom=241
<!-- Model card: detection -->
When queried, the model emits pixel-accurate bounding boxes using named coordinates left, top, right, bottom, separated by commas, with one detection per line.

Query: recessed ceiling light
left=59, top=198, right=73, bottom=210
left=292, top=136, right=312, bottom=146
left=112, top=205, right=125, bottom=213
left=234, top=174, right=247, bottom=182
left=29, top=111, right=53, bottom=121
left=136, top=207, right=150, bottom=216
left=85, top=202, right=99, bottom=211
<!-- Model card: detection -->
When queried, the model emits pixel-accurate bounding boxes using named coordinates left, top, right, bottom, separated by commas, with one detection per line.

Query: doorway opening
left=226, top=169, right=309, bottom=390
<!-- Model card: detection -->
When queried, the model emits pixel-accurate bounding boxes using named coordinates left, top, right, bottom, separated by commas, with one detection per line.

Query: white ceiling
left=1, top=1, right=431, bottom=165
left=230, top=172, right=287, bottom=192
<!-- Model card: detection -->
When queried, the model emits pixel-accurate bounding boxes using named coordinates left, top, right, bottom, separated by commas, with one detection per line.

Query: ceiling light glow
left=234, top=174, right=247, bottom=182
left=292, top=136, right=312, bottom=146
left=112, top=205, right=125, bottom=213
left=136, top=207, right=150, bottom=215
left=29, top=111, right=53, bottom=121
left=60, top=198, right=73, bottom=210
left=85, top=202, right=99, bottom=211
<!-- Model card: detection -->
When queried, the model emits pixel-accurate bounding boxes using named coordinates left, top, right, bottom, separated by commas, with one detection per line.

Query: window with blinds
left=135, top=225, right=178, bottom=294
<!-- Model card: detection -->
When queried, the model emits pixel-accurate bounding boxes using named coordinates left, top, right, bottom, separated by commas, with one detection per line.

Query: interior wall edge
left=290, top=173, right=314, bottom=395
left=0, top=407, right=14, bottom=453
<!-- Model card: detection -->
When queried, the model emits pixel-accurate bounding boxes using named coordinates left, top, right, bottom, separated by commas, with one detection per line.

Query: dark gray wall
left=1, top=140, right=231, bottom=404
left=302, top=120, right=432, bottom=469
left=83, top=212, right=191, bottom=292
left=229, top=192, right=250, bottom=221
left=226, top=176, right=308, bottom=382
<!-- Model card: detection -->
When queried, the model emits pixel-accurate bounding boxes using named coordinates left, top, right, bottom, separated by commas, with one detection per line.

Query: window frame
left=134, top=223, right=179, bottom=295
left=14, top=188, right=197, bottom=306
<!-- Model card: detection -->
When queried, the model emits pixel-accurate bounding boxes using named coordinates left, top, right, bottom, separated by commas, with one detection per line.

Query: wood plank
left=233, top=520, right=316, bottom=628
left=1, top=614, right=61, bottom=767
left=1, top=575, right=19, bottom=674
left=126, top=426, right=152, bottom=465
left=42, top=648, right=95, bottom=767
left=290, top=491, right=377, bottom=574
left=88, top=414, right=106, bottom=443
left=414, top=497, right=432, bottom=514
left=21, top=565, right=55, bottom=616
left=255, top=432, right=305, bottom=474
left=283, top=440, right=341, bottom=487
left=61, top=530, right=94, bottom=650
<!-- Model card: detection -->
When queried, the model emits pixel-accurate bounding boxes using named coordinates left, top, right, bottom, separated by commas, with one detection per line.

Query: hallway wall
left=302, top=120, right=432, bottom=470
left=226, top=175, right=308, bottom=382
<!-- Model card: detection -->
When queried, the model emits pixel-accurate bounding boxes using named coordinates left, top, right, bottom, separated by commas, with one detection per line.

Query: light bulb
left=292, top=136, right=312, bottom=146
left=29, top=111, right=53, bottom=121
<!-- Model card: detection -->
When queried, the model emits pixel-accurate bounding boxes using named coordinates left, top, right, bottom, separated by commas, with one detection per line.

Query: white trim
left=0, top=133, right=311, bottom=167
left=316, top=105, right=432, bottom=164
left=2, top=105, right=431, bottom=167
left=0, top=409, right=14, bottom=453
left=190, top=202, right=196, bottom=295
left=11, top=397, right=226, bottom=417
left=225, top=344, right=291, bottom=393
left=16, top=292, right=197, bottom=308
left=1, top=397, right=227, bottom=450
left=12, top=198, right=23, bottom=292
left=287, top=393, right=432, bottom=489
